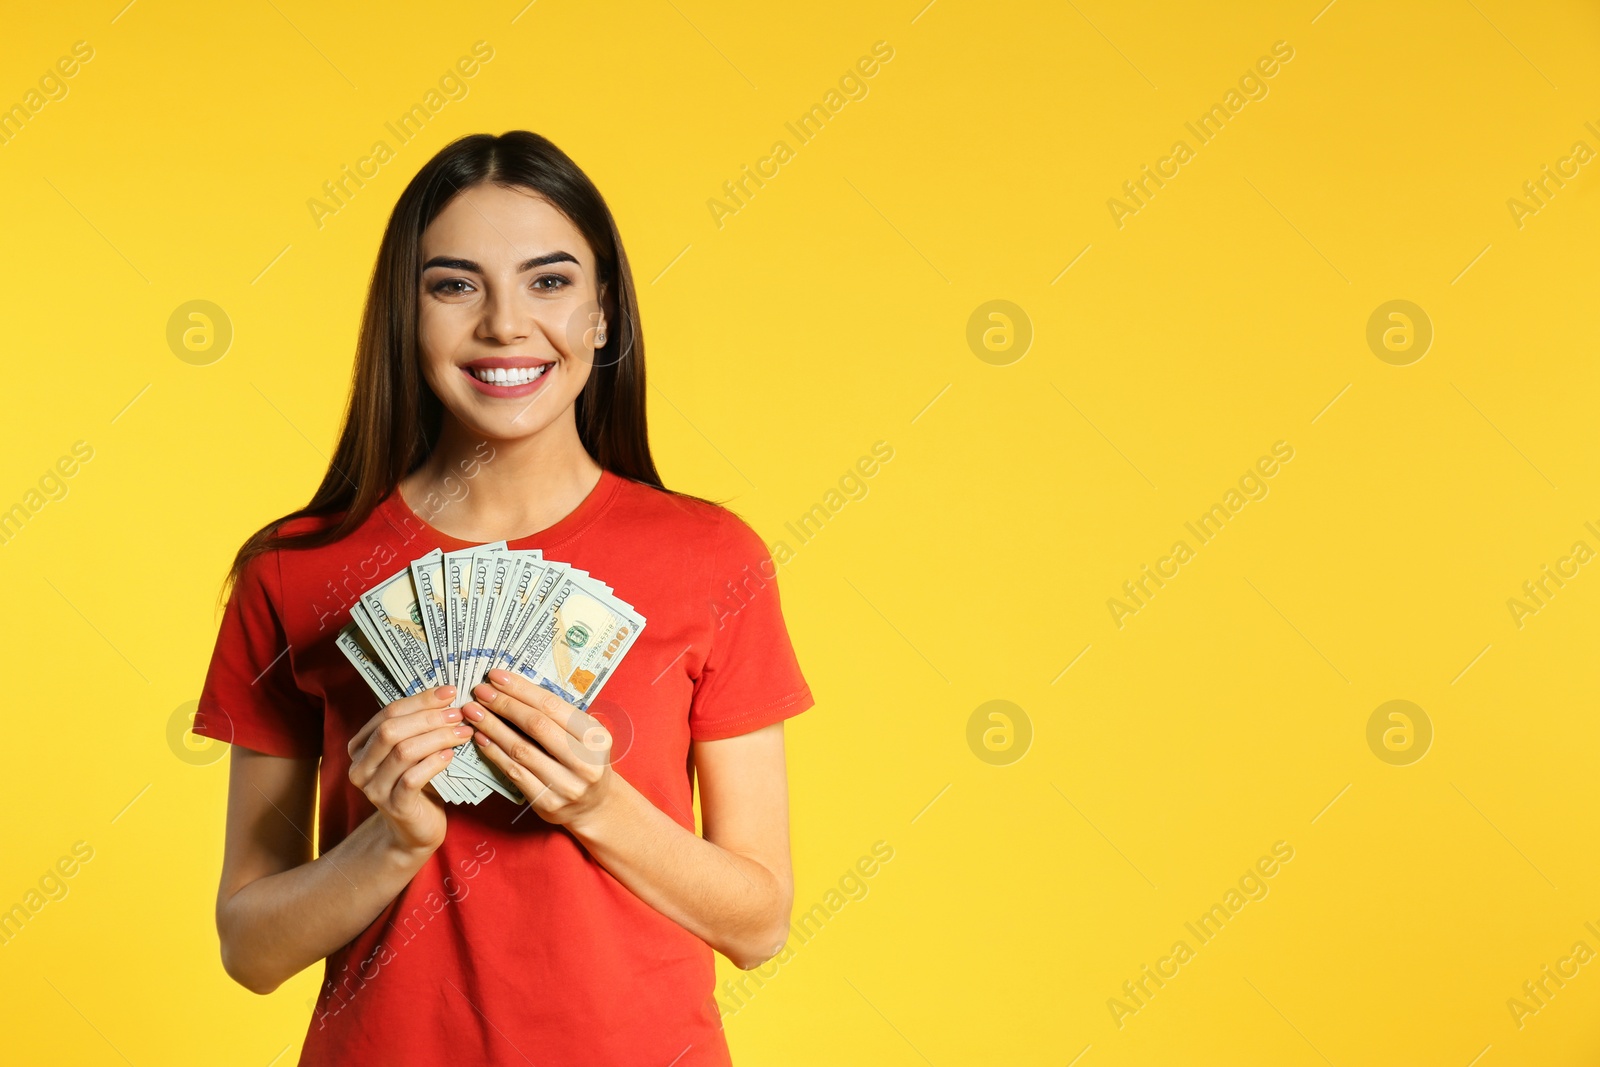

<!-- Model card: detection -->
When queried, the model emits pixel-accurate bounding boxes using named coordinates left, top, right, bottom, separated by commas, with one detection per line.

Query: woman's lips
left=460, top=360, right=554, bottom=399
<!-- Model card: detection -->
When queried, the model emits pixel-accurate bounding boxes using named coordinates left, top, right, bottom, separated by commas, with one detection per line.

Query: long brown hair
left=226, top=130, right=672, bottom=595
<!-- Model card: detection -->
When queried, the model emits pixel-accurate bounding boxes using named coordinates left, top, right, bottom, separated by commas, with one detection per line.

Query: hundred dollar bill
left=434, top=549, right=524, bottom=799
left=507, top=574, right=645, bottom=709
left=489, top=556, right=555, bottom=675
left=440, top=762, right=491, bottom=804
left=455, top=552, right=492, bottom=697
left=449, top=553, right=559, bottom=805
left=410, top=549, right=450, bottom=686
left=337, top=624, right=404, bottom=705
left=464, top=551, right=516, bottom=697
left=336, top=623, right=486, bottom=805
left=352, top=587, right=488, bottom=835
left=499, top=561, right=565, bottom=664
left=435, top=751, right=492, bottom=804
left=442, top=542, right=502, bottom=703
left=335, top=539, right=642, bottom=807
left=356, top=568, right=437, bottom=693
left=432, top=547, right=522, bottom=799
left=441, top=721, right=523, bottom=803
left=442, top=547, right=472, bottom=699
left=349, top=603, right=423, bottom=697
left=483, top=556, right=537, bottom=678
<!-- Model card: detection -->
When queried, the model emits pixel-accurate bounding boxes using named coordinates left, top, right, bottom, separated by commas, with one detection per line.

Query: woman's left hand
left=464, top=669, right=615, bottom=826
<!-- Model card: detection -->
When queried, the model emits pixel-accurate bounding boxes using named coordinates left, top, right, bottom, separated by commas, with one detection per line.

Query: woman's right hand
left=346, top=685, right=469, bottom=856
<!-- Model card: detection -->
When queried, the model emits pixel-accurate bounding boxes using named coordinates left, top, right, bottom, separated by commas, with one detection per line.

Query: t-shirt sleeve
left=193, top=548, right=323, bottom=759
left=688, top=509, right=814, bottom=741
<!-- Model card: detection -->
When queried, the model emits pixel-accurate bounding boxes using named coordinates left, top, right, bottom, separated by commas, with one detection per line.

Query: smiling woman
left=421, top=240, right=578, bottom=401
left=413, top=193, right=601, bottom=431
left=193, top=131, right=814, bottom=1067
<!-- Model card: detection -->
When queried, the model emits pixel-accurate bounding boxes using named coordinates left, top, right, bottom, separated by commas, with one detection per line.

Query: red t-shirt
left=193, top=469, right=813, bottom=1066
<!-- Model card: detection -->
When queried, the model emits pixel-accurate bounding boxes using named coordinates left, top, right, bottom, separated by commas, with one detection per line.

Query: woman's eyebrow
left=422, top=251, right=580, bottom=273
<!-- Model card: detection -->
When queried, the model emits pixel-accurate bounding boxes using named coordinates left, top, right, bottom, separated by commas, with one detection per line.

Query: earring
left=594, top=327, right=607, bottom=345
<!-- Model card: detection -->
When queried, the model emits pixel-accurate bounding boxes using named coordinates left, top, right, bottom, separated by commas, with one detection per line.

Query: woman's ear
left=596, top=284, right=615, bottom=341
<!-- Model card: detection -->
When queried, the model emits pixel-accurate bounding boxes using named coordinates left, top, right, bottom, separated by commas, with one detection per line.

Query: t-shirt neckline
left=382, top=467, right=621, bottom=551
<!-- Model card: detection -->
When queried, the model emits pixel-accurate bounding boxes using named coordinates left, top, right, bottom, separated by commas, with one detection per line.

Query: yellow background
left=2, top=1, right=1598, bottom=1063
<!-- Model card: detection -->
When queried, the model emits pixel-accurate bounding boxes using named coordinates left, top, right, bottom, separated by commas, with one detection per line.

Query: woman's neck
left=398, top=415, right=604, bottom=543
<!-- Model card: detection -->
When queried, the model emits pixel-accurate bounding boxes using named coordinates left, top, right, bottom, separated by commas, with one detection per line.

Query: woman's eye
left=428, top=276, right=567, bottom=295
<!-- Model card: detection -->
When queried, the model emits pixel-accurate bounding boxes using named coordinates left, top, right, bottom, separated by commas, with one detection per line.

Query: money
left=410, top=549, right=449, bottom=684
left=357, top=568, right=437, bottom=692
left=338, top=544, right=645, bottom=805
left=507, top=574, right=645, bottom=710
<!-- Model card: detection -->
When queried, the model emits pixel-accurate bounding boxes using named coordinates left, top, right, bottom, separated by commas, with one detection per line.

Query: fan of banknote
left=336, top=542, right=646, bottom=805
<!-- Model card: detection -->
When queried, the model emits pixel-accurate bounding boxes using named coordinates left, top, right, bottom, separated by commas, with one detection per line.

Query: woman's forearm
left=218, top=812, right=432, bottom=994
left=566, top=778, right=791, bottom=969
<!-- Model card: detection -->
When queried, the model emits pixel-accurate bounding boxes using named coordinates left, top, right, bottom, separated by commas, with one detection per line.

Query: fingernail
left=487, top=669, right=509, bottom=684
left=454, top=724, right=473, bottom=737
left=462, top=703, right=484, bottom=722
left=436, top=686, right=456, bottom=700
left=443, top=707, right=463, bottom=722
left=474, top=684, right=495, bottom=700
left=474, top=730, right=490, bottom=745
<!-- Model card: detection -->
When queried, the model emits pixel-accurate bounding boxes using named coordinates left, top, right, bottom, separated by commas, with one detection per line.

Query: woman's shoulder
left=275, top=511, right=344, bottom=538
left=232, top=501, right=415, bottom=635
left=228, top=509, right=344, bottom=588
left=609, top=476, right=775, bottom=572
left=235, top=504, right=384, bottom=587
left=611, top=475, right=754, bottom=540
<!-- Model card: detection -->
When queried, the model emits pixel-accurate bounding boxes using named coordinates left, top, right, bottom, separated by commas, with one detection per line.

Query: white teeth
left=471, top=364, right=549, bottom=386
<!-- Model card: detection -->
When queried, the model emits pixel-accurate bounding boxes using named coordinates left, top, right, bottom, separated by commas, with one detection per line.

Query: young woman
left=193, top=130, right=813, bottom=1066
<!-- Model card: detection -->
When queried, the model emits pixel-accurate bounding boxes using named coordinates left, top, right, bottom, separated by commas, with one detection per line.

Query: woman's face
left=416, top=183, right=607, bottom=443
